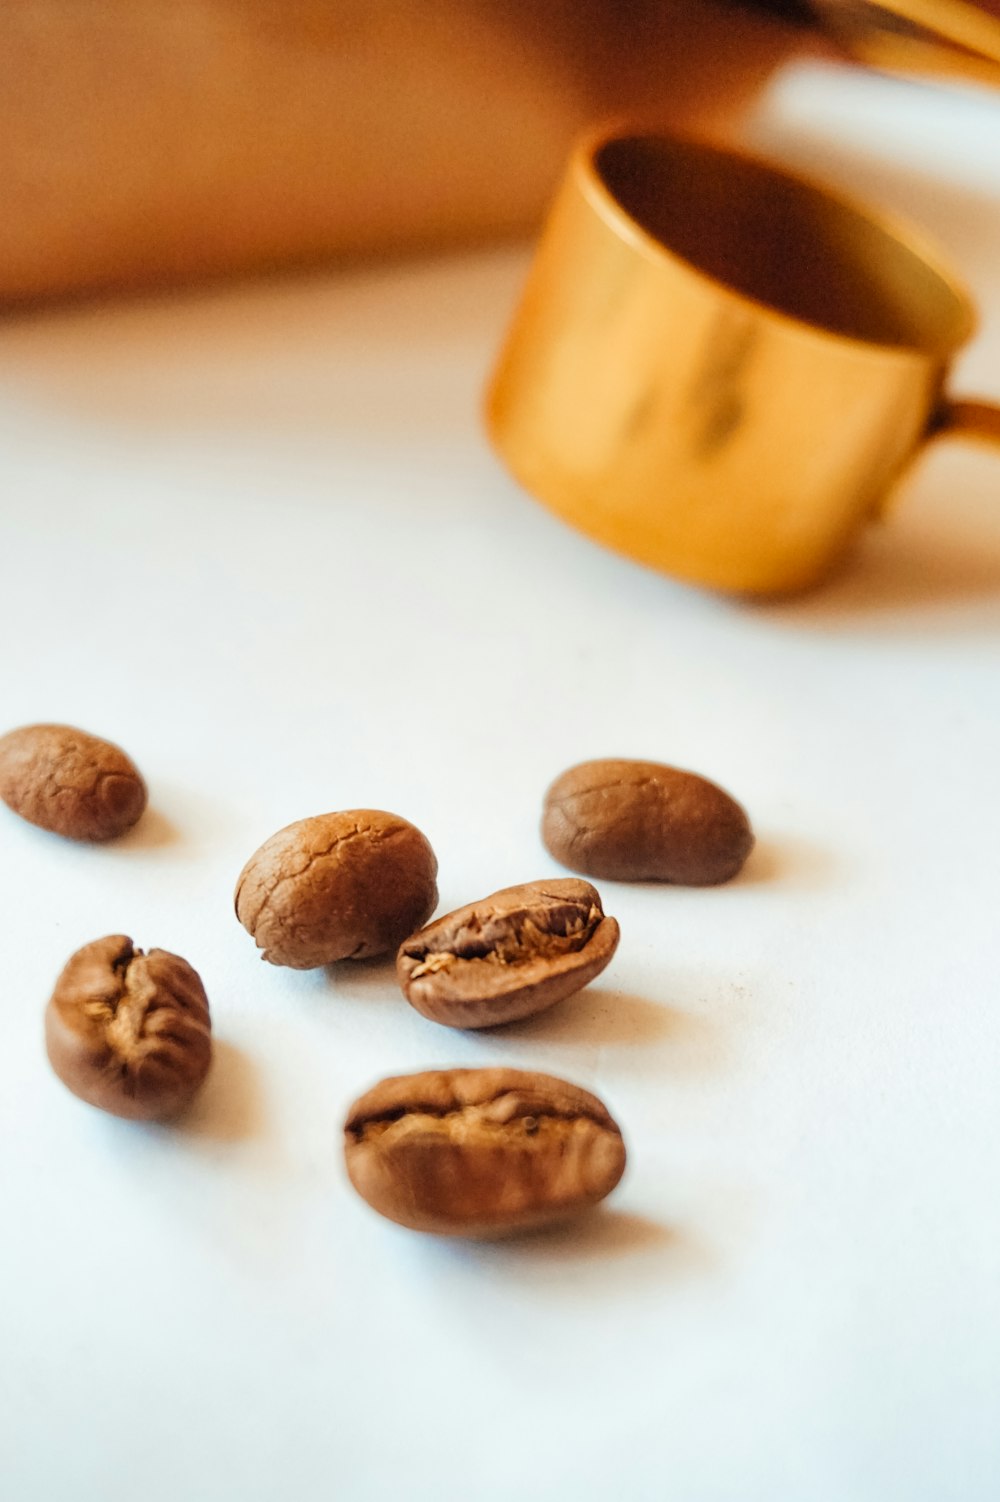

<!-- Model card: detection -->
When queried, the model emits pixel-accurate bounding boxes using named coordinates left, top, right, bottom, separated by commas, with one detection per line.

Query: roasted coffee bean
left=235, top=809, right=438, bottom=968
left=45, top=935, right=212, bottom=1120
left=542, top=757, right=753, bottom=884
left=397, top=878, right=618, bottom=1029
left=344, top=1067, right=626, bottom=1236
left=0, top=723, right=147, bottom=841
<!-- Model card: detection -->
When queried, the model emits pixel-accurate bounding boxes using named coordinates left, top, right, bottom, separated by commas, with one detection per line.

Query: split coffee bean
left=397, top=878, right=618, bottom=1029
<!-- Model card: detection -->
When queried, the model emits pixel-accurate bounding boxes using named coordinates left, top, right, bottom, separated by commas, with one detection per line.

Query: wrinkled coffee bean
left=542, top=757, right=753, bottom=884
left=0, top=723, right=147, bottom=841
left=397, top=878, right=618, bottom=1029
left=235, top=809, right=438, bottom=968
left=344, top=1067, right=626, bottom=1236
left=45, top=935, right=212, bottom=1120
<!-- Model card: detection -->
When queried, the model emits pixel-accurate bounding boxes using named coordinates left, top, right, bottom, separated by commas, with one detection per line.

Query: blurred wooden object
left=0, top=1, right=819, bottom=303
left=807, top=0, right=1000, bottom=87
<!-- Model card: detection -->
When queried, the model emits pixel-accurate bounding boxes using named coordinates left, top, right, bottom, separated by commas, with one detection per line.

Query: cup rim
left=575, top=124, right=978, bottom=361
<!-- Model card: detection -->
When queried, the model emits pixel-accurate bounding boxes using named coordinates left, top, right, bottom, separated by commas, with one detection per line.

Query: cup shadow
left=754, top=519, right=1000, bottom=625
left=721, top=123, right=1000, bottom=623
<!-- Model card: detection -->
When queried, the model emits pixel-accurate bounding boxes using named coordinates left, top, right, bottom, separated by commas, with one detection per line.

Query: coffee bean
left=542, top=758, right=753, bottom=884
left=344, top=1067, right=626, bottom=1236
left=235, top=809, right=438, bottom=968
left=45, top=935, right=212, bottom=1120
left=397, top=878, right=618, bottom=1029
left=0, top=723, right=147, bottom=841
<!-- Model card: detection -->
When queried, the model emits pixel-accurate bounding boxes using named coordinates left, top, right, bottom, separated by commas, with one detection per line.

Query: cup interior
left=593, top=134, right=973, bottom=353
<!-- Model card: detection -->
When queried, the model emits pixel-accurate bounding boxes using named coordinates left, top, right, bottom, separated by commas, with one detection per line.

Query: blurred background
left=3, top=9, right=1000, bottom=1502
left=1, top=1, right=830, bottom=303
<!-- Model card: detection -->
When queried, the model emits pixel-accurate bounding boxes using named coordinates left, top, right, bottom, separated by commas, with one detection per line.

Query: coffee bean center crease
left=403, top=897, right=603, bottom=977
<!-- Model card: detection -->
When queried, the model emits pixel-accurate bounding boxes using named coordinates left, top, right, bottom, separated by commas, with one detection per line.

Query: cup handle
left=931, top=397, right=1000, bottom=448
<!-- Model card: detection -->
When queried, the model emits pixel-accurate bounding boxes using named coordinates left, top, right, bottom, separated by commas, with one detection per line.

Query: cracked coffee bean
left=0, top=723, right=147, bottom=841
left=344, top=1067, right=626, bottom=1236
left=397, top=878, right=619, bottom=1029
left=234, top=809, right=438, bottom=968
left=542, top=757, right=754, bottom=884
left=45, top=935, right=212, bottom=1120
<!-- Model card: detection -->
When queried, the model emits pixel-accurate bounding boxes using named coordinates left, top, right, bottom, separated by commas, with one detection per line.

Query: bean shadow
left=471, top=987, right=725, bottom=1077
left=321, top=954, right=400, bottom=1000
left=106, top=780, right=247, bottom=856
left=282, top=953, right=408, bottom=1030
left=84, top=1041, right=266, bottom=1162
left=735, top=834, right=838, bottom=890
left=296, top=963, right=724, bottom=1081
left=238, top=953, right=399, bottom=1010
left=112, top=807, right=181, bottom=852
left=430, top=1210, right=707, bottom=1287
left=0, top=805, right=180, bottom=854
left=173, top=1040, right=265, bottom=1144
left=475, top=988, right=672, bottom=1049
left=479, top=1208, right=671, bottom=1260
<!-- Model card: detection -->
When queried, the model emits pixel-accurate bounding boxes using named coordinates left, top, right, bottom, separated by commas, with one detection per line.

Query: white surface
left=2, top=61, right=1000, bottom=1502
